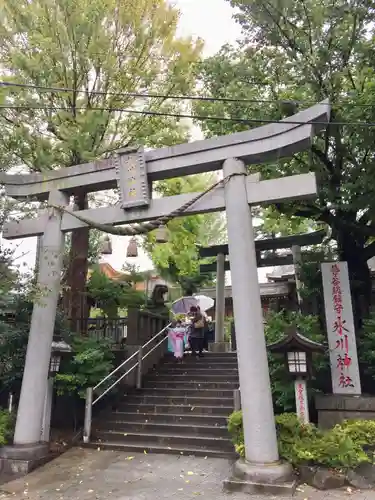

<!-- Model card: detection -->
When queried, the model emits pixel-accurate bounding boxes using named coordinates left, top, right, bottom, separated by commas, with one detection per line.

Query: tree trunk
left=63, top=194, right=90, bottom=335
left=336, top=229, right=372, bottom=331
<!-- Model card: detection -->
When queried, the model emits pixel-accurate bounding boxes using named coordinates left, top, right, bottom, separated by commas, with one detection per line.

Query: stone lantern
left=268, top=327, right=325, bottom=423
left=41, top=338, right=72, bottom=442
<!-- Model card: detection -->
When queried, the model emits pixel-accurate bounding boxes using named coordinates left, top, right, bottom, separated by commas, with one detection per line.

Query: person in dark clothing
left=188, top=306, right=205, bottom=357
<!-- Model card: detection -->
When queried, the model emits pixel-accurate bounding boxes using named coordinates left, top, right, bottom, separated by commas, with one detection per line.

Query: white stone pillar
left=41, top=378, right=54, bottom=442
left=294, top=378, right=309, bottom=424
left=223, top=158, right=279, bottom=464
left=291, top=245, right=302, bottom=307
left=14, top=190, right=68, bottom=445
left=215, top=253, right=225, bottom=343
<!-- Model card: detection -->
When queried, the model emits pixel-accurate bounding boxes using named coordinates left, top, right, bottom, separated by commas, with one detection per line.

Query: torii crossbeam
left=0, top=100, right=330, bottom=492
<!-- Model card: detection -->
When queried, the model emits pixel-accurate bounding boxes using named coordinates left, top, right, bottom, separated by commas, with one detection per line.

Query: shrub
left=0, top=410, right=14, bottom=446
left=228, top=411, right=374, bottom=470
left=55, top=335, right=114, bottom=398
left=228, top=411, right=244, bottom=456
left=336, top=419, right=375, bottom=447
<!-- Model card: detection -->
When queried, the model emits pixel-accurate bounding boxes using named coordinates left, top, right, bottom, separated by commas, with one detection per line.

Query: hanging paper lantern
left=126, top=237, right=138, bottom=258
left=154, top=225, right=169, bottom=244
left=100, top=235, right=112, bottom=255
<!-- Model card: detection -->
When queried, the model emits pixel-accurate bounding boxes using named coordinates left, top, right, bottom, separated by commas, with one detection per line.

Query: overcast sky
left=2, top=1, right=275, bottom=285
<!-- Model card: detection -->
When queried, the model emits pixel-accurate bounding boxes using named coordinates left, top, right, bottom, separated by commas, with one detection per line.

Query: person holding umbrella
left=188, top=306, right=205, bottom=358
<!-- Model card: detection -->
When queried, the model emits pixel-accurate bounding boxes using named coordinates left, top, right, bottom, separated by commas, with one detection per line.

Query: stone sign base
left=315, top=394, right=375, bottom=428
left=223, top=459, right=296, bottom=496
left=0, top=443, right=50, bottom=479
left=208, top=342, right=231, bottom=353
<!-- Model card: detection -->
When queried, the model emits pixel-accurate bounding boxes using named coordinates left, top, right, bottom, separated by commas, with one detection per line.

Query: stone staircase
left=90, top=352, right=238, bottom=458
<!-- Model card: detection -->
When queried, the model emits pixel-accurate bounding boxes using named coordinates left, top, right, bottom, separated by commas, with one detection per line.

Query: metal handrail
left=93, top=323, right=170, bottom=391
left=83, top=322, right=171, bottom=443
left=93, top=349, right=138, bottom=391
left=142, top=334, right=169, bottom=361
left=93, top=364, right=137, bottom=406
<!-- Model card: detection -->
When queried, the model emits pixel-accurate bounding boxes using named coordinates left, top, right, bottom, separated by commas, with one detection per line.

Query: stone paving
left=1, top=448, right=375, bottom=500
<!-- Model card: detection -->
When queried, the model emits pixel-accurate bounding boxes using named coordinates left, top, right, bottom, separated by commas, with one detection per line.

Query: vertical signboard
left=294, top=379, right=309, bottom=423
left=321, top=262, right=361, bottom=395
left=114, top=147, right=150, bottom=209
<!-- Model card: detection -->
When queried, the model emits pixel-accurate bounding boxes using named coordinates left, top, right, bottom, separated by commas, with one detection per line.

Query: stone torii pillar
left=1, top=190, right=69, bottom=465
left=223, top=161, right=294, bottom=491
left=213, top=252, right=227, bottom=350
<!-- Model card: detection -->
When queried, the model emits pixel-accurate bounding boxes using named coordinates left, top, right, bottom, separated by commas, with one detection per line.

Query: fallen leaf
left=126, top=456, right=135, bottom=460
left=187, top=471, right=194, bottom=476
left=144, top=450, right=148, bottom=454
left=185, top=480, right=190, bottom=483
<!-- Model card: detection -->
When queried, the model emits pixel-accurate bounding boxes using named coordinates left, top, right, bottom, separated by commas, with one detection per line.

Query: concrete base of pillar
left=0, top=443, right=50, bottom=478
left=208, top=342, right=231, bottom=353
left=223, top=459, right=296, bottom=496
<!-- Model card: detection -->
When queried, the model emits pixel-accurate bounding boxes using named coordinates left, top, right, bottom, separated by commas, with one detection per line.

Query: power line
left=2, top=80, right=374, bottom=109
left=1, top=104, right=375, bottom=128
left=0, top=80, right=313, bottom=105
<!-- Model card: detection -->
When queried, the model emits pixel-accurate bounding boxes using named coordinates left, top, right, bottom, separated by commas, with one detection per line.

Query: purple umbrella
left=171, top=296, right=199, bottom=315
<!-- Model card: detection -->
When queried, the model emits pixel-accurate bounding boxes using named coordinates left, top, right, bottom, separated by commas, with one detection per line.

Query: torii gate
left=0, top=101, right=330, bottom=491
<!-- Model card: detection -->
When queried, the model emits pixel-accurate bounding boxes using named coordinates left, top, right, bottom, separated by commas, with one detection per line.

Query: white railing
left=83, top=322, right=171, bottom=443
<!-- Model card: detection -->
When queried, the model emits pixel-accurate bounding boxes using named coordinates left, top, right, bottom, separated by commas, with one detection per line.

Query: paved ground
left=0, top=448, right=375, bottom=500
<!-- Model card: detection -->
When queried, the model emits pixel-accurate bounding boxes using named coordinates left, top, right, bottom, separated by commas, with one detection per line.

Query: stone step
left=165, top=352, right=237, bottom=357
left=104, top=411, right=228, bottom=426
left=154, top=367, right=239, bottom=375
left=93, top=430, right=235, bottom=452
left=113, top=403, right=234, bottom=416
left=94, top=420, right=228, bottom=438
left=143, top=381, right=239, bottom=390
left=147, top=373, right=239, bottom=382
left=137, top=388, right=235, bottom=398
left=86, top=440, right=236, bottom=459
left=162, top=358, right=238, bottom=365
left=162, top=357, right=237, bottom=364
left=121, top=394, right=234, bottom=406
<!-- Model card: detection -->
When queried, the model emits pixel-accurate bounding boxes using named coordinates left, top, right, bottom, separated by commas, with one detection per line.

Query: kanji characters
left=339, top=372, right=354, bottom=388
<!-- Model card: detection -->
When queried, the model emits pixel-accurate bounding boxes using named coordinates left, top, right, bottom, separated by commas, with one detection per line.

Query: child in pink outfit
left=168, top=320, right=186, bottom=362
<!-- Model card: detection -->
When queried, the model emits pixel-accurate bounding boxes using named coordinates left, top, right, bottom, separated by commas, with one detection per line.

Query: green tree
left=0, top=0, right=202, bottom=331
left=193, top=0, right=375, bottom=324
left=144, top=174, right=226, bottom=294
left=87, top=268, right=145, bottom=317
